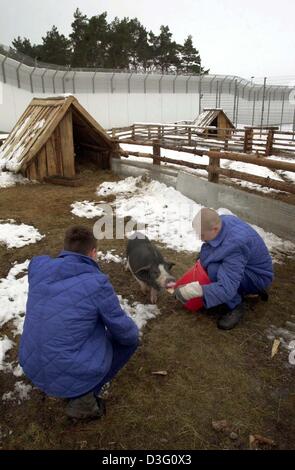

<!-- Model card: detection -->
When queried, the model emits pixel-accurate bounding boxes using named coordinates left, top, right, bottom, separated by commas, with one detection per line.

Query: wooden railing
left=109, top=123, right=295, bottom=158
left=112, top=142, right=295, bottom=195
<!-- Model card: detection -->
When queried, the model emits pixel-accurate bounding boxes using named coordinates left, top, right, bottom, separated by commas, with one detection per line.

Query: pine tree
left=149, top=26, right=181, bottom=73
left=179, top=35, right=208, bottom=74
left=83, top=12, right=110, bottom=68
left=70, top=8, right=89, bottom=67
left=12, top=37, right=40, bottom=60
left=40, top=26, right=72, bottom=66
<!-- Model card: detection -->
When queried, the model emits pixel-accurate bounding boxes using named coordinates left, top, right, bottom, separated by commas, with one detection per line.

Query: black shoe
left=66, top=392, right=106, bottom=420
left=217, top=304, right=245, bottom=330
left=258, top=290, right=269, bottom=301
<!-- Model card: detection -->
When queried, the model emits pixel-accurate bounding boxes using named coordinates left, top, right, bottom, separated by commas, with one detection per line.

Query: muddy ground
left=0, top=167, right=294, bottom=450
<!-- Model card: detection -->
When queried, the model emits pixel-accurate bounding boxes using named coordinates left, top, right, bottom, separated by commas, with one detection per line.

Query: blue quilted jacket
left=201, top=215, right=274, bottom=310
left=19, top=251, right=139, bottom=398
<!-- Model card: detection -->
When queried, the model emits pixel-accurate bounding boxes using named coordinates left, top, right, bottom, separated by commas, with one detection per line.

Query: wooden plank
left=53, top=125, right=64, bottom=176
left=212, top=166, right=295, bottom=195
left=26, top=161, right=37, bottom=180
left=59, top=111, right=75, bottom=177
left=21, top=98, right=73, bottom=171
left=116, top=149, right=207, bottom=171
left=208, top=150, right=295, bottom=173
left=31, top=161, right=38, bottom=180
left=30, top=98, right=71, bottom=107
left=37, top=146, right=48, bottom=180
left=46, top=135, right=58, bottom=176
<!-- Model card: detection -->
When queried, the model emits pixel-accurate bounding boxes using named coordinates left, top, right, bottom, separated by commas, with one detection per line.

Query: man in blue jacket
left=175, top=208, right=273, bottom=330
left=19, top=225, right=139, bottom=419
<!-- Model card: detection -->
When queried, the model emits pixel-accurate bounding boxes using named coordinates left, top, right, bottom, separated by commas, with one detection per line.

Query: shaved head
left=193, top=208, right=221, bottom=241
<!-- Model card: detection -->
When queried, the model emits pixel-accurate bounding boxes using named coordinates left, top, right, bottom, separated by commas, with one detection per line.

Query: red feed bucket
left=175, top=260, right=212, bottom=311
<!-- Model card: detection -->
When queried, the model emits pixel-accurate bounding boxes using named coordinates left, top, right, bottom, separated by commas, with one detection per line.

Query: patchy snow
left=97, top=175, right=143, bottom=196
left=0, top=220, right=44, bottom=249
left=0, top=336, right=14, bottom=371
left=12, top=364, right=24, bottom=377
left=0, top=255, right=159, bottom=389
left=71, top=200, right=105, bottom=219
left=97, top=250, right=124, bottom=264
left=0, top=171, right=29, bottom=188
left=0, top=260, right=29, bottom=335
left=119, top=144, right=294, bottom=194
left=2, top=381, right=32, bottom=404
left=97, top=175, right=295, bottom=260
left=33, top=119, right=46, bottom=131
left=118, top=295, right=160, bottom=333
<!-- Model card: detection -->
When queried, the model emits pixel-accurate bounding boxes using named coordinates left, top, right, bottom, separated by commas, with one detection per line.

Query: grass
left=0, top=167, right=294, bottom=450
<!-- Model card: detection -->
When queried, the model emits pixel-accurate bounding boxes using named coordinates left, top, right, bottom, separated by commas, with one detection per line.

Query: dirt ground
left=0, top=168, right=294, bottom=450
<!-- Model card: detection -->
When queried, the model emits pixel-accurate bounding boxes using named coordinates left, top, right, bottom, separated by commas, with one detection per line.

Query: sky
left=0, top=0, right=294, bottom=80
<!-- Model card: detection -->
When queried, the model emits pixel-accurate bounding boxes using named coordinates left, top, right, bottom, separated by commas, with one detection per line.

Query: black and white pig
left=126, top=232, right=175, bottom=304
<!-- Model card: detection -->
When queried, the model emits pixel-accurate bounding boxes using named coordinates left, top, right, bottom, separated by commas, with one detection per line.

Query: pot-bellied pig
left=126, top=232, right=175, bottom=304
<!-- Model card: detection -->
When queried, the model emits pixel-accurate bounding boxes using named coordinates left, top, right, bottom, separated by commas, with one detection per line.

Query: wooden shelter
left=192, top=108, right=235, bottom=138
left=0, top=96, right=115, bottom=181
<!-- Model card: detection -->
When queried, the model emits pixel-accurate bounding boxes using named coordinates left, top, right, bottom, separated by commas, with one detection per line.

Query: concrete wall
left=111, top=158, right=295, bottom=243
left=0, top=82, right=197, bottom=133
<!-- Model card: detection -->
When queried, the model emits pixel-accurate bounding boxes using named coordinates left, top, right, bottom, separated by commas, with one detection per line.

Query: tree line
left=8, top=8, right=208, bottom=74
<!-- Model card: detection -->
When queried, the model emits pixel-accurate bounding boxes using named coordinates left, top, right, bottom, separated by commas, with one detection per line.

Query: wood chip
left=271, top=338, right=281, bottom=358
left=249, top=434, right=275, bottom=449
left=212, top=419, right=229, bottom=431
left=151, top=370, right=168, bottom=376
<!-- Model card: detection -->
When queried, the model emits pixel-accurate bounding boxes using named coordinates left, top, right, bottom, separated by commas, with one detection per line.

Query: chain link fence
left=0, top=48, right=294, bottom=130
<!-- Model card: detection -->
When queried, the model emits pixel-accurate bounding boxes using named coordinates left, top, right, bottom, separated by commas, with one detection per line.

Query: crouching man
left=19, top=226, right=139, bottom=419
left=174, top=208, right=274, bottom=330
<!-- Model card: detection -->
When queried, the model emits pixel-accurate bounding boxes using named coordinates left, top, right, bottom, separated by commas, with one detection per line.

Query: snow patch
left=118, top=295, right=160, bottom=333
left=99, top=175, right=294, bottom=260
left=0, top=220, right=44, bottom=249
left=97, top=176, right=142, bottom=197
left=0, top=260, right=29, bottom=335
left=2, top=381, right=32, bottom=404
left=0, top=171, right=29, bottom=188
left=97, top=250, right=124, bottom=264
left=71, top=200, right=105, bottom=219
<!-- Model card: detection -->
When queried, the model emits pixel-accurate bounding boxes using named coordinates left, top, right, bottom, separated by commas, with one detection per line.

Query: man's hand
left=174, top=282, right=203, bottom=304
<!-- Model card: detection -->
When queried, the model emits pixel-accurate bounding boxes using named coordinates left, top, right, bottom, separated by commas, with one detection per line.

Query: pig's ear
left=134, top=265, right=151, bottom=274
left=167, top=262, right=176, bottom=270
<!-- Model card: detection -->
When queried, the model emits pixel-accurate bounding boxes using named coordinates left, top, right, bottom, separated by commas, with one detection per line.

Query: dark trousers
left=91, top=336, right=138, bottom=396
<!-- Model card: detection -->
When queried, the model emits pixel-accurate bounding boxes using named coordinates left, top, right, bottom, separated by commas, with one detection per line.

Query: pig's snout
left=164, top=276, right=176, bottom=287
left=155, top=264, right=176, bottom=290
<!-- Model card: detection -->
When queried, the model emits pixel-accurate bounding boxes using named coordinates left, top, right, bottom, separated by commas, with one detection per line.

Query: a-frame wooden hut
left=193, top=108, right=235, bottom=138
left=0, top=96, right=115, bottom=181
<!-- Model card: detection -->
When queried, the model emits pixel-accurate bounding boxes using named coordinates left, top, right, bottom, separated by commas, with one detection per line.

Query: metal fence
left=1, top=50, right=295, bottom=129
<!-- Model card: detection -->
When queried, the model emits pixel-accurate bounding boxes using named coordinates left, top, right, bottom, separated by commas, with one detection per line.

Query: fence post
left=265, top=129, right=274, bottom=156
left=251, top=90, right=256, bottom=125
left=280, top=90, right=285, bottom=129
left=188, top=127, right=192, bottom=146
left=132, top=124, right=135, bottom=139
left=260, top=77, right=267, bottom=132
left=224, top=130, right=229, bottom=150
left=208, top=150, right=220, bottom=183
left=243, top=127, right=253, bottom=153
left=153, top=140, right=161, bottom=165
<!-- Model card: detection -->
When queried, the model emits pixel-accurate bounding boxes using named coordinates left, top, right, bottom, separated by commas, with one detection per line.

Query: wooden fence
left=109, top=123, right=295, bottom=158
left=113, top=141, right=295, bottom=195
